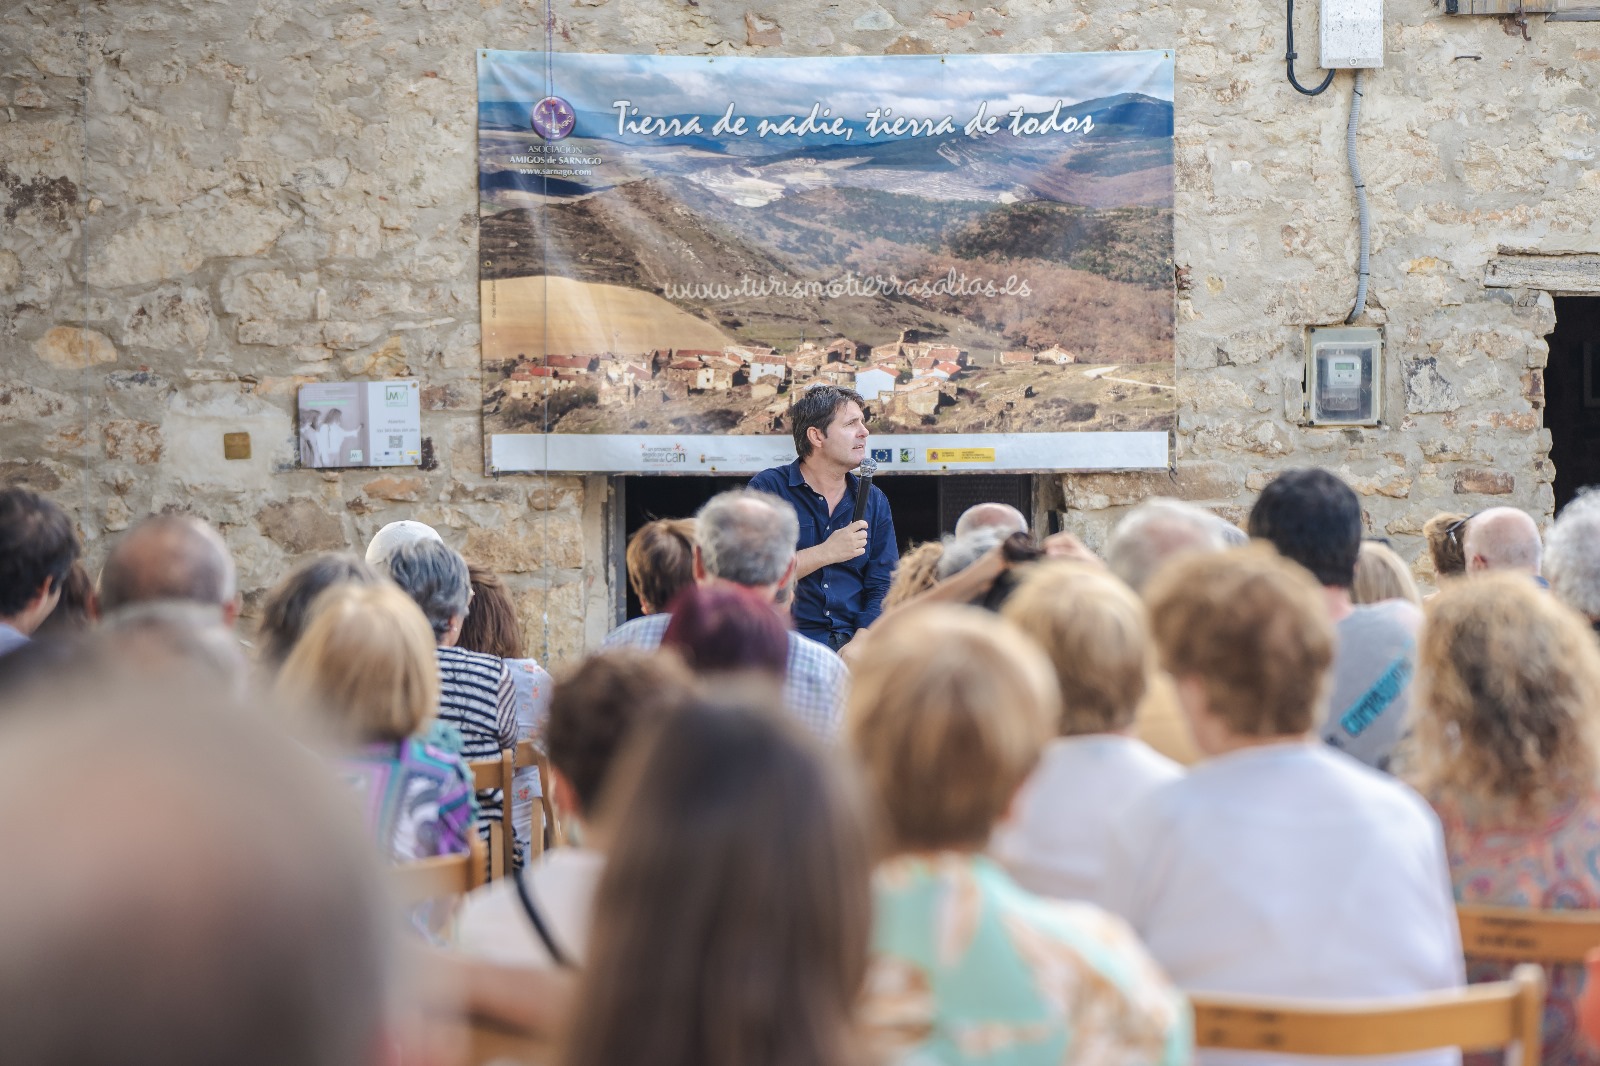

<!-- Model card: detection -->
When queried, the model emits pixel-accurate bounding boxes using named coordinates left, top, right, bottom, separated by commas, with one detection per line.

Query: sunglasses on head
left=1443, top=513, right=1480, bottom=546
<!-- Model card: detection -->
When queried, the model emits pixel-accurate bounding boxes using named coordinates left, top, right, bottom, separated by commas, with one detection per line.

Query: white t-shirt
left=453, top=846, right=604, bottom=969
left=1102, top=741, right=1464, bottom=1066
left=991, top=734, right=1182, bottom=902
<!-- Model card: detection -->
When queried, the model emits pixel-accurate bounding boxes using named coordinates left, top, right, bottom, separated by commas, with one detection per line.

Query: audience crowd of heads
left=7, top=468, right=1600, bottom=1066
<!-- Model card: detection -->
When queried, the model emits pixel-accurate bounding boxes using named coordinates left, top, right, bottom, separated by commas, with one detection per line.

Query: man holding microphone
left=749, top=384, right=898, bottom=651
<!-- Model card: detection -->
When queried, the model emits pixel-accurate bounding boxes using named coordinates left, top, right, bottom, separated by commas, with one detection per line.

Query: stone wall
left=3, top=0, right=1596, bottom=659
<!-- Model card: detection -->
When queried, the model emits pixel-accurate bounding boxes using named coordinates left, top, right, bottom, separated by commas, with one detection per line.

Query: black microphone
left=851, top=457, right=878, bottom=525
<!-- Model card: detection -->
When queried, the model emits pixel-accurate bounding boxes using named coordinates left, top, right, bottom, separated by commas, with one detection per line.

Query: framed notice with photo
left=297, top=380, right=423, bottom=469
left=477, top=49, right=1176, bottom=474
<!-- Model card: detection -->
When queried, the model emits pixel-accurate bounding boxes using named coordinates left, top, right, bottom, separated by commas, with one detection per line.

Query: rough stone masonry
left=2, top=0, right=1596, bottom=662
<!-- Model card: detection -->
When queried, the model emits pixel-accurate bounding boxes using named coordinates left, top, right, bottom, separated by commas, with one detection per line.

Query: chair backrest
left=514, top=739, right=566, bottom=852
left=467, top=748, right=516, bottom=880
left=467, top=1015, right=549, bottom=1066
left=1191, top=965, right=1544, bottom=1061
left=392, top=833, right=489, bottom=907
left=1458, top=903, right=1600, bottom=964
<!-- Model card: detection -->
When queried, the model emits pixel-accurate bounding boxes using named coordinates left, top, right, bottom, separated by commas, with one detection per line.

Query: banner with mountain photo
left=478, top=50, right=1174, bottom=473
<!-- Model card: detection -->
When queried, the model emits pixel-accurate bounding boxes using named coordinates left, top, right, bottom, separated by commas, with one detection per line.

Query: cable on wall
left=1285, top=0, right=1336, bottom=96
left=1344, top=69, right=1370, bottom=323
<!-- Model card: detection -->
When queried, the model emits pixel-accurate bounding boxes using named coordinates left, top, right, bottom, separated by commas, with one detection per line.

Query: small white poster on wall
left=297, top=380, right=423, bottom=468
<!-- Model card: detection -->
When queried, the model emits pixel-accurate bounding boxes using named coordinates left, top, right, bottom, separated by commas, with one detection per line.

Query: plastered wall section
left=2, top=0, right=1596, bottom=662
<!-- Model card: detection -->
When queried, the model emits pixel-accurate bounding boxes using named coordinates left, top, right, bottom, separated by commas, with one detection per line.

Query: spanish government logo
left=531, top=96, right=576, bottom=141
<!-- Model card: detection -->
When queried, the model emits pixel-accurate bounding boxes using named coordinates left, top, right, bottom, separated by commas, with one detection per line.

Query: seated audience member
left=1106, top=547, right=1462, bottom=1059
left=561, top=696, right=871, bottom=1066
left=625, top=517, right=697, bottom=615
left=1545, top=491, right=1600, bottom=634
left=992, top=563, right=1182, bottom=900
left=89, top=601, right=249, bottom=695
left=363, top=518, right=441, bottom=567
left=254, top=553, right=381, bottom=671
left=935, top=527, right=1010, bottom=582
left=30, top=559, right=97, bottom=639
left=1461, top=506, right=1543, bottom=579
left=933, top=527, right=1053, bottom=614
left=883, top=539, right=945, bottom=610
left=1353, top=540, right=1423, bottom=607
left=380, top=539, right=517, bottom=846
left=1105, top=497, right=1231, bottom=595
left=1422, top=511, right=1470, bottom=582
left=850, top=605, right=1191, bottom=1066
left=661, top=583, right=790, bottom=680
left=276, top=583, right=475, bottom=863
left=1411, top=575, right=1600, bottom=1066
left=603, top=489, right=847, bottom=740
left=953, top=501, right=1029, bottom=539
left=0, top=684, right=392, bottom=1066
left=0, top=486, right=80, bottom=657
left=1104, top=499, right=1239, bottom=766
left=455, top=649, right=699, bottom=969
left=1250, top=468, right=1421, bottom=770
left=457, top=564, right=554, bottom=862
left=99, top=513, right=240, bottom=625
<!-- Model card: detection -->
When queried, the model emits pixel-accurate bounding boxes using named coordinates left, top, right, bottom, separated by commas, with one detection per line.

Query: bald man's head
left=0, top=683, right=391, bottom=1066
left=99, top=515, right=239, bottom=624
left=1462, top=507, right=1542, bottom=576
left=953, top=502, right=1029, bottom=539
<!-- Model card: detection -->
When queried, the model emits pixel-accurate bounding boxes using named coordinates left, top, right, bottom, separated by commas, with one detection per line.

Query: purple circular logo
left=530, top=96, right=576, bottom=141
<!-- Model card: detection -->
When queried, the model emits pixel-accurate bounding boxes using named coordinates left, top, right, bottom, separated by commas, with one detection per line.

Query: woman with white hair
left=1546, top=491, right=1600, bottom=636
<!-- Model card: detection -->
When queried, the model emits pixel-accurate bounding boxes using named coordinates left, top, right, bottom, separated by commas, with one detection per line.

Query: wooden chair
left=467, top=748, right=516, bottom=880
left=392, top=833, right=488, bottom=907
left=467, top=1015, right=551, bottom=1066
left=1192, top=965, right=1545, bottom=1062
left=514, top=739, right=567, bottom=853
left=1458, top=902, right=1600, bottom=964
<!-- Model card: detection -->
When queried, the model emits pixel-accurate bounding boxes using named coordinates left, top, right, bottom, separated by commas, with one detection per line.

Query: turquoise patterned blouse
left=862, top=853, right=1192, bottom=1066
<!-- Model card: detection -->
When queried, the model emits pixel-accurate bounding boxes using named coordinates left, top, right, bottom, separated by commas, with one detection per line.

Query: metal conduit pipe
left=1345, top=68, right=1370, bottom=324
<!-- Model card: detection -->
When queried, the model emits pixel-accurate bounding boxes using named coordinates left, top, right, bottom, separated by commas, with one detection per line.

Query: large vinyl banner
left=478, top=50, right=1174, bottom=473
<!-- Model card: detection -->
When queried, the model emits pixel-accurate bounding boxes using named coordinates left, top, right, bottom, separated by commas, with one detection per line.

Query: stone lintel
left=1484, top=254, right=1600, bottom=293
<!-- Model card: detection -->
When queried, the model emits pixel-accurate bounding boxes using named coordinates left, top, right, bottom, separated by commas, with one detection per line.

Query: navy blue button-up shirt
left=748, top=459, right=898, bottom=645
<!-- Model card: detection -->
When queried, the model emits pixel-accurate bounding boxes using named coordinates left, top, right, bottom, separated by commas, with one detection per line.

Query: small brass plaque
left=223, top=432, right=251, bottom=460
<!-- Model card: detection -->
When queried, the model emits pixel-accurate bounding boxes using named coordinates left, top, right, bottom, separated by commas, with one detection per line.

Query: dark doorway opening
left=615, top=472, right=1034, bottom=622
left=1546, top=297, right=1600, bottom=513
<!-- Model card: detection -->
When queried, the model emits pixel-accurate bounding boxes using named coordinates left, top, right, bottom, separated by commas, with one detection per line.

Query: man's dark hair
left=543, top=649, right=698, bottom=813
left=0, top=488, right=80, bottom=618
left=1248, top=468, right=1362, bottom=589
left=790, top=384, right=866, bottom=460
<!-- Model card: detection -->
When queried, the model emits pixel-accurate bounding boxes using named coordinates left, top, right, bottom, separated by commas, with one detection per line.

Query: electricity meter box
left=1306, top=327, right=1382, bottom=426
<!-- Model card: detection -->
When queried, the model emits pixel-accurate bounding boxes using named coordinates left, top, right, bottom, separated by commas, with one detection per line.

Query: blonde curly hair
left=1411, top=574, right=1600, bottom=819
left=882, top=540, right=945, bottom=610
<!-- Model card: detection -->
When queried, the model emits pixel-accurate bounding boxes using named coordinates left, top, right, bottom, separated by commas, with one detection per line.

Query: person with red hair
left=661, top=584, right=789, bottom=680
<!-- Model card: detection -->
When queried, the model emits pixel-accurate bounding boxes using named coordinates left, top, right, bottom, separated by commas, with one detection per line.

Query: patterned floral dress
left=862, top=853, right=1191, bottom=1066
left=340, top=734, right=477, bottom=863
left=1430, top=789, right=1600, bottom=1066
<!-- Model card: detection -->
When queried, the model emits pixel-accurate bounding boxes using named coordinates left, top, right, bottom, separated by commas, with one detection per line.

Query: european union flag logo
left=870, top=448, right=893, bottom=464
